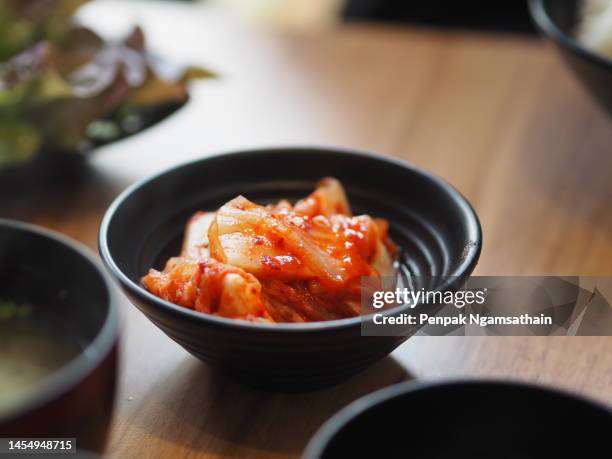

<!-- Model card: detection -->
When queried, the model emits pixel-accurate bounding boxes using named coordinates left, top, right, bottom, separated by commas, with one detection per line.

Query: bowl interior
left=310, top=382, right=611, bottom=458
left=0, top=221, right=113, bottom=419
left=103, top=148, right=481, bottom=306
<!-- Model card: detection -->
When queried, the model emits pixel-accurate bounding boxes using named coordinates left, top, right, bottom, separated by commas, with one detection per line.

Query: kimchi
left=142, top=178, right=398, bottom=322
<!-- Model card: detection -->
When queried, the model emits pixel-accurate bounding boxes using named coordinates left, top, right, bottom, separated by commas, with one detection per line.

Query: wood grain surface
left=3, top=1, right=611, bottom=458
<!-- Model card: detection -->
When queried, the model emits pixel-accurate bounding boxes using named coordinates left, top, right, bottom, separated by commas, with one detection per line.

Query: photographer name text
left=372, top=312, right=552, bottom=327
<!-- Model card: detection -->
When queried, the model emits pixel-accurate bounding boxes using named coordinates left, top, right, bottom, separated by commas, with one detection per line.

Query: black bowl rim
left=303, top=378, right=612, bottom=459
left=528, top=0, right=612, bottom=70
left=0, top=219, right=120, bottom=424
left=99, top=146, right=482, bottom=333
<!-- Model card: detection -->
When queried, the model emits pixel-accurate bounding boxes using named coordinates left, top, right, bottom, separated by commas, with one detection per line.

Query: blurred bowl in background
left=529, top=0, right=612, bottom=116
left=0, top=99, right=186, bottom=199
left=0, top=1, right=213, bottom=190
left=0, top=220, right=119, bottom=453
left=304, top=380, right=612, bottom=458
left=99, top=147, right=481, bottom=391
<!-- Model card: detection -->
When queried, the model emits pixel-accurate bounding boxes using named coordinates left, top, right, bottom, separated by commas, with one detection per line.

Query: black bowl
left=529, top=0, right=612, bottom=116
left=304, top=380, right=612, bottom=458
left=99, top=147, right=481, bottom=391
left=0, top=219, right=119, bottom=453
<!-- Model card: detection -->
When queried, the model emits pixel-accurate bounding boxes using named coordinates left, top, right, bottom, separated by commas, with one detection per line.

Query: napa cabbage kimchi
left=142, top=178, right=397, bottom=322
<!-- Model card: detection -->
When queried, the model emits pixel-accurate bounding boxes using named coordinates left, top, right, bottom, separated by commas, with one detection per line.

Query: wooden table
left=5, top=1, right=612, bottom=457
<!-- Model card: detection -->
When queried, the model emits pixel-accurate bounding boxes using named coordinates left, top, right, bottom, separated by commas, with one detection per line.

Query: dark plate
left=529, top=0, right=612, bottom=116
left=304, top=380, right=612, bottom=458
left=99, top=147, right=482, bottom=391
left=0, top=219, right=119, bottom=453
left=0, top=100, right=186, bottom=198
